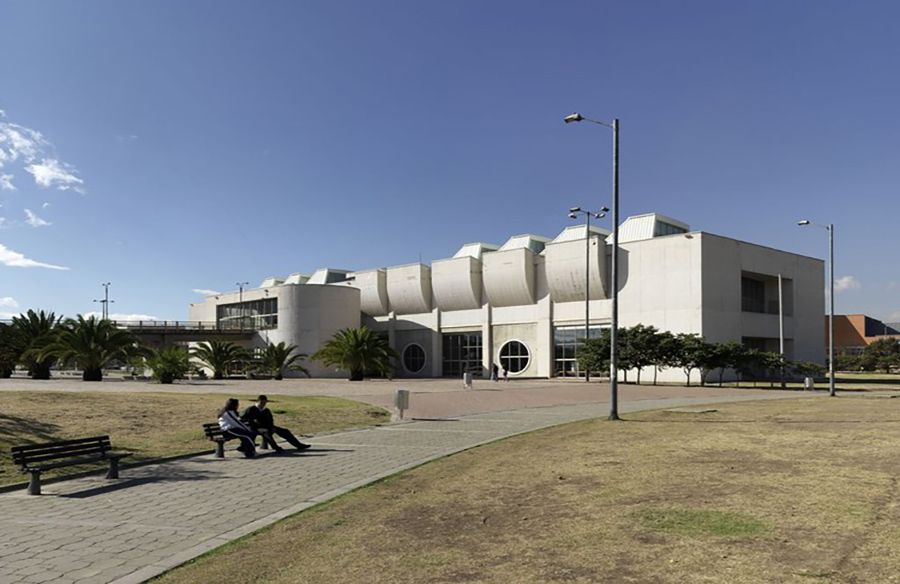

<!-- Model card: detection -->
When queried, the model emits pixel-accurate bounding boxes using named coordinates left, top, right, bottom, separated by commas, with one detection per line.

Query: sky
left=1, top=0, right=898, bottom=322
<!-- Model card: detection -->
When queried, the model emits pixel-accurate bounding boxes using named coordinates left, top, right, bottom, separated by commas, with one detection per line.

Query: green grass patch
left=632, top=508, right=770, bottom=538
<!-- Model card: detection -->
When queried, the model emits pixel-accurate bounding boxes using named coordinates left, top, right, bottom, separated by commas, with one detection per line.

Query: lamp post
left=568, top=206, right=609, bottom=382
left=565, top=112, right=621, bottom=420
left=93, top=282, right=113, bottom=321
left=236, top=281, right=249, bottom=331
left=797, top=220, right=836, bottom=397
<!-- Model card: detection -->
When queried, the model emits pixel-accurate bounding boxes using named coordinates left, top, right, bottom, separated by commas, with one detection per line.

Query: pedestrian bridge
left=112, top=320, right=257, bottom=344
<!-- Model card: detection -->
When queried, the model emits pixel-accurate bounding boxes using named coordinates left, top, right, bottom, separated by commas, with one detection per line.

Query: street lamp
left=798, top=220, right=836, bottom=397
left=93, top=282, right=113, bottom=321
left=565, top=112, right=621, bottom=420
left=236, top=281, right=249, bottom=331
left=568, top=206, right=609, bottom=382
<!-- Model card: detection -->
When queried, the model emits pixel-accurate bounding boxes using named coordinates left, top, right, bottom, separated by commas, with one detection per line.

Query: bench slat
left=21, top=453, right=130, bottom=472
left=12, top=439, right=111, bottom=460
left=11, top=435, right=111, bottom=453
left=14, top=445, right=112, bottom=466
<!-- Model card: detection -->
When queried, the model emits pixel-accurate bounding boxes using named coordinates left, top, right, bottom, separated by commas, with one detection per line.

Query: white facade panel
left=432, top=256, right=483, bottom=311
left=543, top=237, right=607, bottom=302
left=386, top=264, right=433, bottom=315
left=482, top=248, right=536, bottom=307
left=347, top=269, right=390, bottom=317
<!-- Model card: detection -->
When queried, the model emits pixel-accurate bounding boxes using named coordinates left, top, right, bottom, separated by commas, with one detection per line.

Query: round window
left=402, top=344, right=426, bottom=374
left=499, top=340, right=530, bottom=374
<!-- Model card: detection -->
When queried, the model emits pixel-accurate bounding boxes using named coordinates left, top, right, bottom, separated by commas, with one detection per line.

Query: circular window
left=402, top=344, right=426, bottom=374
left=499, top=340, right=530, bottom=374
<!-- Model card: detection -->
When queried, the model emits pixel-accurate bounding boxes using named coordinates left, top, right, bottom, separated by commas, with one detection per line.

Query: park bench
left=11, top=436, right=132, bottom=496
left=203, top=423, right=275, bottom=458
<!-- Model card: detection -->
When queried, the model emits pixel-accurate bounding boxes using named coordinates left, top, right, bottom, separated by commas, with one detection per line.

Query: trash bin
left=804, top=377, right=814, bottom=391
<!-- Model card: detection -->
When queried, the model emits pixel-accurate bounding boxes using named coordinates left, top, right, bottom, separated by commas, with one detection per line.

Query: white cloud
left=24, top=208, right=50, bottom=227
left=0, top=174, right=14, bottom=190
left=0, top=297, right=18, bottom=308
left=0, top=116, right=84, bottom=192
left=25, top=159, right=84, bottom=193
left=0, top=218, right=7, bottom=229
left=0, top=243, right=68, bottom=269
left=41, top=202, right=50, bottom=209
left=0, top=109, right=5, bottom=118
left=192, top=288, right=220, bottom=296
left=834, top=275, right=861, bottom=292
left=85, top=311, right=159, bottom=322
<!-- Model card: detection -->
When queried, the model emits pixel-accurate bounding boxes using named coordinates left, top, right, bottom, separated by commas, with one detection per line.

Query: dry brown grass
left=157, top=397, right=900, bottom=584
left=0, top=391, right=389, bottom=485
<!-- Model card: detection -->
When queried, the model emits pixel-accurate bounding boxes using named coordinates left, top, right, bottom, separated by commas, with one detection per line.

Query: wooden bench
left=203, top=423, right=274, bottom=457
left=11, top=436, right=132, bottom=496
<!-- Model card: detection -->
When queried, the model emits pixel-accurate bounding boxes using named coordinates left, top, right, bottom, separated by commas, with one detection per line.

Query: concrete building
left=189, top=213, right=825, bottom=382
left=833, top=315, right=900, bottom=355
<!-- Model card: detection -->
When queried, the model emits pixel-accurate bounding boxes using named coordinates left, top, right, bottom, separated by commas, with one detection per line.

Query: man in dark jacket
left=241, top=395, right=311, bottom=452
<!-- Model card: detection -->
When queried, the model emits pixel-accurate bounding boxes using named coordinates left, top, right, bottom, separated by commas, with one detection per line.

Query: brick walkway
left=0, top=388, right=812, bottom=584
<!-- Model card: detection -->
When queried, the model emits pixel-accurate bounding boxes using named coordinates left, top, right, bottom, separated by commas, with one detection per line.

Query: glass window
left=553, top=326, right=605, bottom=378
left=499, top=340, right=530, bottom=374
left=741, top=277, right=765, bottom=313
left=442, top=332, right=483, bottom=377
left=402, top=344, right=426, bottom=374
left=216, top=297, right=279, bottom=330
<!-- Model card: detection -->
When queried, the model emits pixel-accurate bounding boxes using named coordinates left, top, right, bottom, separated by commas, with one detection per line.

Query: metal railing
left=112, top=320, right=258, bottom=333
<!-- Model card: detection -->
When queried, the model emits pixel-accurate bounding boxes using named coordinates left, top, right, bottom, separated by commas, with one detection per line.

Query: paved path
left=0, top=386, right=814, bottom=584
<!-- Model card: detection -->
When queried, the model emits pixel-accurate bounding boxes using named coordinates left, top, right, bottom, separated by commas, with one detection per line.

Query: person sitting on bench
left=241, top=395, right=311, bottom=452
left=218, top=398, right=257, bottom=458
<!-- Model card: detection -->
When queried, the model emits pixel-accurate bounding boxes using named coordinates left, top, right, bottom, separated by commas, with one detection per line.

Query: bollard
left=804, top=377, right=814, bottom=391
left=394, top=389, right=410, bottom=420
left=463, top=371, right=473, bottom=390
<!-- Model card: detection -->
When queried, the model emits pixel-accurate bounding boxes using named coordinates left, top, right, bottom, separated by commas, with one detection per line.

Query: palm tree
left=191, top=339, right=249, bottom=380
left=312, top=327, right=398, bottom=381
left=10, top=309, right=62, bottom=379
left=43, top=315, right=143, bottom=381
left=257, top=341, right=310, bottom=380
left=0, top=322, right=19, bottom=378
left=148, top=345, right=192, bottom=384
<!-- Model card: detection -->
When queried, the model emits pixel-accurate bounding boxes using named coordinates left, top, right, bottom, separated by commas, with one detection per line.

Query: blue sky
left=1, top=1, right=898, bottom=322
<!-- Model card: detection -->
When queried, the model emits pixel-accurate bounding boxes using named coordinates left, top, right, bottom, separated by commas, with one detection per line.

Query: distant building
left=189, top=213, right=825, bottom=383
left=832, top=315, right=900, bottom=355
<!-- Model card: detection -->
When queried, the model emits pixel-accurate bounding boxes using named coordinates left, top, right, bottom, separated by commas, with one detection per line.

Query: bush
left=149, top=346, right=192, bottom=384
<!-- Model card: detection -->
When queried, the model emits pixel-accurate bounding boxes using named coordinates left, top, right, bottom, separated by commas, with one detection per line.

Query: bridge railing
left=113, top=320, right=258, bottom=333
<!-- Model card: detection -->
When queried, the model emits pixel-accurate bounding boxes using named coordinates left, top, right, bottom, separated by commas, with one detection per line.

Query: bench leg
left=215, top=441, right=225, bottom=458
left=27, top=471, right=41, bottom=496
left=106, top=458, right=120, bottom=480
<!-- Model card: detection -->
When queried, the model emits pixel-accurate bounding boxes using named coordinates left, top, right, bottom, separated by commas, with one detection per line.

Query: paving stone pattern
left=0, top=393, right=805, bottom=584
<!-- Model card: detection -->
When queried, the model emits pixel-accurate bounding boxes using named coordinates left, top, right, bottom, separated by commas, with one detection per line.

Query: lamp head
left=569, top=206, right=581, bottom=213
left=568, top=213, right=578, bottom=219
left=564, top=112, right=584, bottom=124
left=594, top=212, right=606, bottom=219
left=797, top=220, right=810, bottom=226
left=600, top=206, right=610, bottom=213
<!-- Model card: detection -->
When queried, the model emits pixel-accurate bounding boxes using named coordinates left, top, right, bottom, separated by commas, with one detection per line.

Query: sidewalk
left=0, top=388, right=811, bottom=584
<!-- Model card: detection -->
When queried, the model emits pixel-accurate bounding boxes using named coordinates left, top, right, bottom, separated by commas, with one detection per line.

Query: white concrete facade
left=189, top=213, right=825, bottom=382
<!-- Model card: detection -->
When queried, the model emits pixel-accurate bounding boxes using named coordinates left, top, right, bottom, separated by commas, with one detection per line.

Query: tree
left=624, top=325, right=661, bottom=385
left=148, top=346, right=192, bottom=384
left=190, top=339, right=249, bottom=380
left=9, top=309, right=61, bottom=379
left=311, top=327, right=398, bottom=381
left=256, top=342, right=311, bottom=380
left=0, top=322, right=18, bottom=378
left=789, top=361, right=826, bottom=380
left=862, top=338, right=900, bottom=373
left=758, top=352, right=787, bottom=388
left=651, top=331, right=678, bottom=386
left=708, top=341, right=744, bottom=387
left=671, top=333, right=709, bottom=386
left=577, top=330, right=610, bottom=379
left=44, top=315, right=143, bottom=381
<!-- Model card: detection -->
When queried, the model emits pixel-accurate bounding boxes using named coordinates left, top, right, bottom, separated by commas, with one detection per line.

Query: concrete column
left=431, top=306, right=442, bottom=377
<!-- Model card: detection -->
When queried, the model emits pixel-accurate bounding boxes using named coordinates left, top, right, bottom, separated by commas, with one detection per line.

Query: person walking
left=491, top=363, right=499, bottom=382
left=502, top=366, right=509, bottom=382
left=218, top=398, right=257, bottom=458
left=241, top=395, right=311, bottom=452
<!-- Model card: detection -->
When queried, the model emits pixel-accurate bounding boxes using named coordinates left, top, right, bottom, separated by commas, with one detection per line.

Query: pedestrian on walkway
left=218, top=398, right=257, bottom=458
left=241, top=395, right=311, bottom=452
left=491, top=363, right=499, bottom=381
left=502, top=366, right=509, bottom=381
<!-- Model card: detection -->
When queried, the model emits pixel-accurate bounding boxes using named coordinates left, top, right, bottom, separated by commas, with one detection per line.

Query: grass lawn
left=0, top=392, right=389, bottom=486
left=158, top=396, right=900, bottom=584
